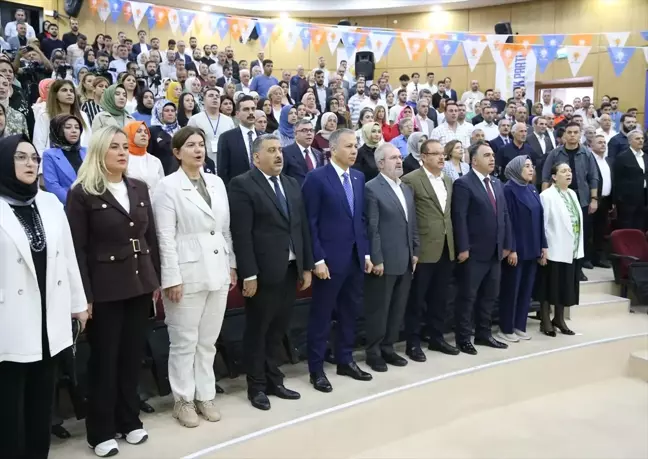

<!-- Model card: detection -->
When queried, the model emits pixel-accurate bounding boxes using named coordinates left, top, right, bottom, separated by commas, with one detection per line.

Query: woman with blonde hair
left=66, top=126, right=161, bottom=457
left=92, top=84, right=135, bottom=130
left=78, top=72, right=96, bottom=105
left=267, top=85, right=284, bottom=121
left=301, top=91, right=320, bottom=118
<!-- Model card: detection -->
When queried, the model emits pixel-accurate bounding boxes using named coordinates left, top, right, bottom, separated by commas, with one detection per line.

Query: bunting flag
left=282, top=23, right=302, bottom=52
left=607, top=46, right=635, bottom=76
left=530, top=44, right=559, bottom=73
left=228, top=18, right=242, bottom=41
left=462, top=39, right=488, bottom=71
left=368, top=31, right=395, bottom=62
left=641, top=31, right=648, bottom=41
left=356, top=29, right=369, bottom=49
left=215, top=16, right=230, bottom=39
left=237, top=17, right=257, bottom=43
left=97, top=1, right=111, bottom=22
left=570, top=34, right=593, bottom=46
left=167, top=8, right=179, bottom=35
left=146, top=4, right=156, bottom=29
left=150, top=6, right=168, bottom=28
left=514, top=34, right=538, bottom=50
left=486, top=34, right=508, bottom=57
left=605, top=32, right=630, bottom=48
left=299, top=26, right=311, bottom=50
left=178, top=9, right=196, bottom=36
left=565, top=45, right=591, bottom=77
left=401, top=32, right=426, bottom=61
left=310, top=27, right=326, bottom=53
left=325, top=27, right=343, bottom=54
left=109, top=0, right=123, bottom=22
left=89, top=0, right=100, bottom=13
left=644, top=47, right=648, bottom=64
left=122, top=2, right=132, bottom=24
left=436, top=39, right=460, bottom=67
left=541, top=34, right=565, bottom=48
left=193, top=13, right=209, bottom=36
left=498, top=43, right=518, bottom=68
left=426, top=38, right=434, bottom=55
left=129, top=2, right=151, bottom=28
left=342, top=31, right=361, bottom=57
left=255, top=20, right=276, bottom=48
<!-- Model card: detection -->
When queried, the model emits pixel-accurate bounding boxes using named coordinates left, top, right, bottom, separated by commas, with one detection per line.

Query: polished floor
left=49, top=268, right=648, bottom=459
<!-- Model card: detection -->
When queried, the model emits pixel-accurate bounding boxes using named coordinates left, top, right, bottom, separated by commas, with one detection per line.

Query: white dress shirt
left=542, top=103, right=554, bottom=116
left=298, top=143, right=318, bottom=169
left=127, top=153, right=165, bottom=195
left=315, top=85, right=327, bottom=111
left=431, top=122, right=472, bottom=147
left=474, top=121, right=499, bottom=141
left=388, top=104, right=406, bottom=124
left=631, top=148, right=646, bottom=187
left=239, top=124, right=257, bottom=159
left=4, top=22, right=36, bottom=40
left=381, top=173, right=408, bottom=221
left=424, top=168, right=447, bottom=212
left=473, top=169, right=496, bottom=201
left=534, top=132, right=548, bottom=154
left=417, top=115, right=431, bottom=137
left=420, top=82, right=438, bottom=94
left=593, top=153, right=612, bottom=197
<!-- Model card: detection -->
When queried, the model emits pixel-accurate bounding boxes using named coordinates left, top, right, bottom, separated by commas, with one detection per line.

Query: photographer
left=94, top=51, right=114, bottom=84
left=13, top=45, right=52, bottom=106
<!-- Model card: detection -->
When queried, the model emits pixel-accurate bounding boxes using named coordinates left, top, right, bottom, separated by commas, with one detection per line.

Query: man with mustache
left=229, top=134, right=314, bottom=411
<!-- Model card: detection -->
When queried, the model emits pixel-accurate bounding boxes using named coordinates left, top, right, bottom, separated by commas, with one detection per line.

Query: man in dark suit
left=217, top=96, right=262, bottom=186
left=131, top=30, right=149, bottom=58
left=497, top=122, right=536, bottom=179
left=364, top=144, right=420, bottom=372
left=282, top=120, right=324, bottom=185
left=590, top=134, right=613, bottom=267
left=401, top=139, right=459, bottom=361
left=613, top=130, right=647, bottom=230
left=452, top=141, right=512, bottom=354
left=443, top=77, right=458, bottom=102
left=608, top=114, right=637, bottom=159
left=527, top=116, right=554, bottom=159
left=302, top=129, right=374, bottom=392
left=216, top=65, right=239, bottom=88
left=229, top=134, right=314, bottom=411
left=488, top=119, right=512, bottom=159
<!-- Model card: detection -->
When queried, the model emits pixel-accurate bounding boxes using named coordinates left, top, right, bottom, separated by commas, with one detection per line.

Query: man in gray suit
left=364, top=143, right=420, bottom=372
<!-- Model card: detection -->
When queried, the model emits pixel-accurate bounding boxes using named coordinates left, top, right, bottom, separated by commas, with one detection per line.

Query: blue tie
left=342, top=172, right=354, bottom=216
left=270, top=176, right=289, bottom=218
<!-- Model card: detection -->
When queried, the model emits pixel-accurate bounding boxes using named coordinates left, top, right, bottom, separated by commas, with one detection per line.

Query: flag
left=122, top=2, right=132, bottom=23
left=565, top=45, right=591, bottom=77
left=109, top=0, right=123, bottom=22
left=282, top=23, right=302, bottom=52
left=607, top=46, right=635, bottom=77
left=368, top=31, right=395, bottom=62
left=462, top=39, right=488, bottom=71
left=216, top=16, right=230, bottom=39
left=325, top=27, right=343, bottom=54
left=342, top=30, right=361, bottom=57
left=299, top=26, right=311, bottom=50
left=514, top=34, right=538, bottom=50
left=228, top=18, right=241, bottom=41
left=128, top=2, right=150, bottom=28
left=541, top=34, right=565, bottom=48
left=255, top=20, right=276, bottom=48
left=238, top=18, right=257, bottom=43
left=486, top=34, right=508, bottom=58
left=605, top=32, right=630, bottom=48
left=97, top=1, right=111, bottom=22
left=89, top=0, right=100, bottom=13
left=149, top=6, right=167, bottom=28
left=436, top=39, right=460, bottom=67
left=193, top=13, right=209, bottom=36
left=178, top=9, right=196, bottom=36
left=401, top=32, right=426, bottom=61
left=643, top=47, right=648, bottom=64
left=498, top=43, right=518, bottom=68
left=530, top=44, right=558, bottom=73
left=570, top=34, right=592, bottom=46
left=167, top=8, right=179, bottom=35
left=641, top=31, right=648, bottom=41
left=426, top=39, right=434, bottom=54
left=311, top=27, right=326, bottom=53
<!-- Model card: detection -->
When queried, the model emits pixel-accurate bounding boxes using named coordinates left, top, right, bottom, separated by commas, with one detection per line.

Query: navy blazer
left=42, top=147, right=88, bottom=204
left=217, top=127, right=264, bottom=186
left=282, top=142, right=323, bottom=186
left=451, top=170, right=512, bottom=261
left=502, top=181, right=547, bottom=260
left=302, top=163, right=369, bottom=273
left=489, top=136, right=511, bottom=156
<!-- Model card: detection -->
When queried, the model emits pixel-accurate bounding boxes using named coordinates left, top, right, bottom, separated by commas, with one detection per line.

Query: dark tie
left=304, top=148, right=314, bottom=171
left=342, top=172, right=354, bottom=216
left=483, top=177, right=497, bottom=212
left=247, top=130, right=254, bottom=166
left=270, top=176, right=289, bottom=218
left=503, top=137, right=509, bottom=145
left=415, top=83, right=418, bottom=91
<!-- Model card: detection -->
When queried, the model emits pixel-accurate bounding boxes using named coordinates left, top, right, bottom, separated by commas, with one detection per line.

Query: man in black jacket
left=613, top=130, right=647, bottom=230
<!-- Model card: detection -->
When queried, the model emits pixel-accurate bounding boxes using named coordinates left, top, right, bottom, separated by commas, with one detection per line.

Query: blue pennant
left=436, top=39, right=460, bottom=67
left=146, top=6, right=156, bottom=29
left=300, top=26, right=312, bottom=50
left=641, top=31, right=648, bottom=41
left=216, top=16, right=229, bottom=40
left=607, top=46, right=636, bottom=77
left=541, top=34, right=565, bottom=48
left=255, top=21, right=275, bottom=48
left=531, top=45, right=558, bottom=73
left=110, top=0, right=123, bottom=23
left=178, top=10, right=195, bottom=36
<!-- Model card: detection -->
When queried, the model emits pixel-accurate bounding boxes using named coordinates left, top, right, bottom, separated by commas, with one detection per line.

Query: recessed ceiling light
left=430, top=5, right=442, bottom=12
left=201, top=5, right=211, bottom=11
left=279, top=12, right=289, bottom=19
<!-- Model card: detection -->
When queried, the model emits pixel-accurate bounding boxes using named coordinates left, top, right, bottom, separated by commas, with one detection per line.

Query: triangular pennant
left=542, top=34, right=565, bottom=48
left=401, top=32, right=426, bottom=61
left=607, top=46, right=636, bottom=77
left=193, top=13, right=209, bottom=36
left=644, top=47, right=648, bottom=64
left=97, top=1, right=111, bottom=22
left=498, top=43, right=518, bottom=68
left=570, top=34, right=593, bottom=46
left=150, top=6, right=167, bottom=28
left=89, top=0, right=100, bottom=13
left=122, top=2, right=132, bottom=24
left=178, top=9, right=196, bottom=36
left=355, top=29, right=369, bottom=49
left=282, top=23, right=302, bottom=52
left=368, top=32, right=395, bottom=62
left=299, top=26, right=312, bottom=50
left=486, top=34, right=508, bottom=58
left=436, top=39, right=460, bottom=67
left=514, top=34, right=538, bottom=49
left=530, top=44, right=558, bottom=73
left=228, top=18, right=242, bottom=41
left=641, top=31, right=648, bottom=41
left=325, top=27, right=343, bottom=54
left=216, top=16, right=230, bottom=39
left=255, top=20, right=276, bottom=48
left=462, top=39, right=488, bottom=71
left=237, top=18, right=257, bottom=43
left=605, top=32, right=630, bottom=48
left=109, top=0, right=122, bottom=22
left=145, top=4, right=156, bottom=29
left=311, top=27, right=326, bottom=53
left=167, top=8, right=179, bottom=35
left=565, top=45, right=591, bottom=77
left=426, top=39, right=434, bottom=54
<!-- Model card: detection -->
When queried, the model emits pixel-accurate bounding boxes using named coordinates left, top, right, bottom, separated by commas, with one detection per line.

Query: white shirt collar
left=631, top=148, right=644, bottom=157
left=473, top=169, right=489, bottom=183
left=423, top=166, right=443, bottom=180
left=260, top=169, right=279, bottom=182
left=331, top=160, right=349, bottom=177
left=239, top=124, right=254, bottom=136
left=380, top=173, right=401, bottom=187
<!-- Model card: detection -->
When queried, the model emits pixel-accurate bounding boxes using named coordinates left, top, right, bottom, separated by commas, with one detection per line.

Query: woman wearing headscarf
left=131, top=89, right=154, bottom=126
left=275, top=105, right=297, bottom=147
left=42, top=114, right=87, bottom=204
left=0, top=134, right=87, bottom=459
left=354, top=107, right=375, bottom=148
left=92, top=84, right=135, bottom=131
left=184, top=77, right=203, bottom=111
left=254, top=109, right=268, bottom=133
left=312, top=112, right=337, bottom=155
left=403, top=132, right=427, bottom=175
left=301, top=92, right=320, bottom=119
left=148, top=99, right=181, bottom=175
left=124, top=121, right=164, bottom=194
left=166, top=81, right=182, bottom=107
left=257, top=98, right=278, bottom=133
left=498, top=156, right=548, bottom=343
left=74, top=65, right=89, bottom=89
left=0, top=76, right=28, bottom=136
left=353, top=122, right=383, bottom=182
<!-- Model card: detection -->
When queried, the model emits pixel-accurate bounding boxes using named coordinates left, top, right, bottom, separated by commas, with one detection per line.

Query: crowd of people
left=1, top=9, right=647, bottom=459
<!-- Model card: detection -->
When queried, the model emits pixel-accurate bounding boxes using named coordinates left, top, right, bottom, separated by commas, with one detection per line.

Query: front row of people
left=0, top=123, right=583, bottom=458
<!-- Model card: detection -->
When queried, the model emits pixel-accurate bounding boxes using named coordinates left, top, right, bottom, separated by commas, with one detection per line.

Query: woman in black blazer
left=147, top=99, right=180, bottom=175
left=403, top=132, right=427, bottom=175
left=353, top=122, right=382, bottom=182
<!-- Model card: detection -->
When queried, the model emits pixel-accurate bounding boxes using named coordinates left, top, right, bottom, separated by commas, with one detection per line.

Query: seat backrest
left=610, top=229, right=648, bottom=278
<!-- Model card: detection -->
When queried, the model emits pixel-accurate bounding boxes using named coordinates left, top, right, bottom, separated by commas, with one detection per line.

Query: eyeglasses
left=14, top=152, right=41, bottom=164
left=297, top=128, right=314, bottom=134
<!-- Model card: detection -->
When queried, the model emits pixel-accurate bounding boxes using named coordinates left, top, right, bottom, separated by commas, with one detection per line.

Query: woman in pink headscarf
left=386, top=105, right=420, bottom=142
left=31, top=79, right=56, bottom=124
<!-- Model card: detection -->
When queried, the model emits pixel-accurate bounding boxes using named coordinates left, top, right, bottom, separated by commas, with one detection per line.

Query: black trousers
left=580, top=205, right=593, bottom=264
left=244, top=262, right=298, bottom=392
left=0, top=357, right=57, bottom=459
left=85, top=293, right=151, bottom=446
left=591, top=196, right=612, bottom=262
left=454, top=256, right=501, bottom=343
left=404, top=242, right=453, bottom=346
left=616, top=191, right=647, bottom=230
left=364, top=269, right=412, bottom=358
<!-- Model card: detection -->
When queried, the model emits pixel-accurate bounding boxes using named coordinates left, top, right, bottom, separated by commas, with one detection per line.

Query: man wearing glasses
left=282, top=119, right=324, bottom=185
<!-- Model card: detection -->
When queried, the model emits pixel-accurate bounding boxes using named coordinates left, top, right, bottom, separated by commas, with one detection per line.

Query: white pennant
left=129, top=2, right=151, bottom=29
left=565, top=45, right=591, bottom=77
left=283, top=23, right=301, bottom=52
left=368, top=31, right=393, bottom=62
left=167, top=8, right=179, bottom=34
left=643, top=47, right=648, bottom=64
left=486, top=34, right=508, bottom=63
left=325, top=27, right=343, bottom=54
left=605, top=32, right=630, bottom=48
left=462, top=40, right=488, bottom=72
left=400, top=31, right=424, bottom=61
left=238, top=18, right=257, bottom=44
left=97, top=2, right=111, bottom=22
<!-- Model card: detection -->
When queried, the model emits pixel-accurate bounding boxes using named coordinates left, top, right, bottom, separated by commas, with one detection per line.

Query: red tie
left=483, top=177, right=497, bottom=212
left=304, top=148, right=314, bottom=171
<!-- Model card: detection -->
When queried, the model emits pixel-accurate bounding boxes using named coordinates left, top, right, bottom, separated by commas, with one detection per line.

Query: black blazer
left=353, top=144, right=379, bottom=183
left=282, top=142, right=324, bottom=186
left=526, top=133, right=554, bottom=165
left=403, top=154, right=421, bottom=175
left=489, top=136, right=511, bottom=157
left=613, top=149, right=648, bottom=206
left=216, top=76, right=240, bottom=88
left=426, top=109, right=438, bottom=127
left=147, top=126, right=175, bottom=176
left=217, top=127, right=263, bottom=186
left=65, top=178, right=160, bottom=304
left=228, top=169, right=314, bottom=284
left=447, top=88, right=458, bottom=102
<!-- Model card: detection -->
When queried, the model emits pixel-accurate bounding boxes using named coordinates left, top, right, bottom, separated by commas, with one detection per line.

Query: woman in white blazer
left=536, top=162, right=583, bottom=337
left=152, top=126, right=237, bottom=429
left=0, top=134, right=87, bottom=458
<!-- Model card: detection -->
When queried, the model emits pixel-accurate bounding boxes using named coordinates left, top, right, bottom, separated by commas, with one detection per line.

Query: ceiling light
left=201, top=5, right=211, bottom=11
left=430, top=5, right=443, bottom=12
left=279, top=12, right=289, bottom=19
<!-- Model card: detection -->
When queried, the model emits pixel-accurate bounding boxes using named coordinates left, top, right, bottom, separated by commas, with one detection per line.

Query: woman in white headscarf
left=184, top=77, right=203, bottom=111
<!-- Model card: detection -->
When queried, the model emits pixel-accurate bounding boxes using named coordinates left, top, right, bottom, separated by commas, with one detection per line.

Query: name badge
left=210, top=139, right=218, bottom=154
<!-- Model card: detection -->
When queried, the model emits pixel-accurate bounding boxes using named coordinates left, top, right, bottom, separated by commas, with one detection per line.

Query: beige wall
left=24, top=0, right=648, bottom=118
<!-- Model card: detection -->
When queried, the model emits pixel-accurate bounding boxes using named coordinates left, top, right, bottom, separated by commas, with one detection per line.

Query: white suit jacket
left=152, top=169, right=236, bottom=294
left=540, top=185, right=584, bottom=263
left=0, top=192, right=87, bottom=363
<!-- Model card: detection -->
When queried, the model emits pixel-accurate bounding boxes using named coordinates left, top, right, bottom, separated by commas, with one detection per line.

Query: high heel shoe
left=551, top=319, right=575, bottom=335
left=540, top=322, right=556, bottom=337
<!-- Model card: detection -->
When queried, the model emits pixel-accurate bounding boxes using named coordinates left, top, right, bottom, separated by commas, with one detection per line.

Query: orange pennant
left=514, top=35, right=538, bottom=49
left=499, top=43, right=518, bottom=68
left=152, top=6, right=168, bottom=26
left=356, top=28, right=369, bottom=49
left=89, top=0, right=99, bottom=13
left=401, top=33, right=426, bottom=60
left=228, top=18, right=241, bottom=41
left=570, top=34, right=593, bottom=46
left=311, top=27, right=326, bottom=52
left=122, top=3, right=132, bottom=23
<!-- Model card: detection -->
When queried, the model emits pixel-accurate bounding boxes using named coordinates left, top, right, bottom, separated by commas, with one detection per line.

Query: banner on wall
left=494, top=48, right=537, bottom=102
left=607, top=46, right=635, bottom=76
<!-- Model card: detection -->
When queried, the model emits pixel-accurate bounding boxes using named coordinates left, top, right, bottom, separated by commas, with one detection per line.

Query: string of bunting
left=91, top=0, right=648, bottom=76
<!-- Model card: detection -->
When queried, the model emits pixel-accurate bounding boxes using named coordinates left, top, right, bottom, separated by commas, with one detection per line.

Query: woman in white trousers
left=152, top=126, right=237, bottom=428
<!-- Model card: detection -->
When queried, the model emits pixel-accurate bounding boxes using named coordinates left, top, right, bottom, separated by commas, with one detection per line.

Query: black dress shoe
left=579, top=271, right=588, bottom=281
left=51, top=424, right=71, bottom=439
left=458, top=341, right=478, bottom=355
left=266, top=384, right=301, bottom=400
left=215, top=383, right=225, bottom=394
left=366, top=356, right=388, bottom=372
left=248, top=390, right=271, bottom=410
left=382, top=352, right=408, bottom=367
left=552, top=319, right=576, bottom=336
left=140, top=401, right=155, bottom=413
left=337, top=362, right=373, bottom=381
left=475, top=336, right=508, bottom=349
left=593, top=260, right=612, bottom=269
left=310, top=372, right=333, bottom=393
left=428, top=339, right=460, bottom=356
left=582, top=261, right=594, bottom=270
left=405, top=345, right=427, bottom=362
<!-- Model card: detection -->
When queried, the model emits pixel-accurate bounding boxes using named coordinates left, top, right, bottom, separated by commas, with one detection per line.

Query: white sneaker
left=514, top=329, right=532, bottom=340
left=196, top=399, right=222, bottom=422
left=173, top=400, right=200, bottom=428
left=498, top=331, right=520, bottom=343
left=91, top=439, right=119, bottom=457
left=124, top=428, right=148, bottom=445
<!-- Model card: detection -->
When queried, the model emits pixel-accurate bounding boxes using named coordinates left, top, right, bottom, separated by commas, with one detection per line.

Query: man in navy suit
left=488, top=119, right=512, bottom=158
left=282, top=120, right=323, bottom=185
left=302, top=129, right=374, bottom=392
left=443, top=77, right=458, bottom=102
left=451, top=140, right=512, bottom=355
